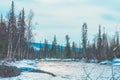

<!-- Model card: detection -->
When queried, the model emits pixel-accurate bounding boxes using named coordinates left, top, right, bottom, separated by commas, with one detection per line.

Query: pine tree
left=97, top=25, right=102, bottom=61
left=109, top=36, right=116, bottom=59
left=57, top=44, right=61, bottom=59
left=102, top=27, right=109, bottom=60
left=65, top=35, right=71, bottom=58
left=15, top=9, right=26, bottom=60
left=92, top=38, right=97, bottom=60
left=71, top=41, right=76, bottom=59
left=82, top=23, right=87, bottom=60
left=0, top=14, right=7, bottom=59
left=51, top=35, right=57, bottom=58
left=44, top=39, right=49, bottom=58
left=7, top=1, right=17, bottom=59
left=116, top=31, right=120, bottom=57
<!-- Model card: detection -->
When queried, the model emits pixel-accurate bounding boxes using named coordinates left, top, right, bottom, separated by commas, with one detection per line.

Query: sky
left=0, top=0, right=120, bottom=45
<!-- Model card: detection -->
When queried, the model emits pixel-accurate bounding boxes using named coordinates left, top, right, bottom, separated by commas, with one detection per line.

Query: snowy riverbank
left=0, top=59, right=120, bottom=80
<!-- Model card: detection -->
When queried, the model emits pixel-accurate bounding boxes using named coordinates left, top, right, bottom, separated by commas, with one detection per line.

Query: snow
left=112, top=58, right=120, bottom=63
left=40, top=58, right=77, bottom=62
left=99, top=58, right=120, bottom=66
left=36, top=62, right=120, bottom=80
left=40, top=58, right=62, bottom=61
left=112, top=63, right=120, bottom=66
left=112, top=58, right=120, bottom=66
left=0, top=58, right=120, bottom=80
left=100, top=60, right=112, bottom=65
left=9, top=59, right=38, bottom=69
left=89, top=59, right=98, bottom=63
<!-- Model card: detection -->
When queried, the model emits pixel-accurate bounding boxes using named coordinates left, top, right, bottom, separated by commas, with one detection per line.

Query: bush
left=0, top=65, right=21, bottom=77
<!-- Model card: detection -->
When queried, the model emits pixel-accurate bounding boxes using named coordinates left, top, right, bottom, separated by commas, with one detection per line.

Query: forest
left=0, top=1, right=120, bottom=62
left=0, top=1, right=34, bottom=60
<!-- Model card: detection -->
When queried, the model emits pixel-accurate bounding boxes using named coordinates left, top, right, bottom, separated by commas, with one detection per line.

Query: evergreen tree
left=116, top=31, right=120, bottom=57
left=92, top=39, right=97, bottom=60
left=109, top=36, right=116, bottom=59
left=71, top=41, right=76, bottom=59
left=44, top=39, right=49, bottom=58
left=97, top=25, right=102, bottom=61
left=65, top=35, right=71, bottom=58
left=82, top=23, right=87, bottom=60
left=15, top=9, right=26, bottom=60
left=102, top=28, right=109, bottom=60
left=7, top=1, right=17, bottom=59
left=38, top=41, right=44, bottom=59
left=57, top=44, right=61, bottom=59
left=0, top=14, right=7, bottom=59
left=51, top=35, right=57, bottom=58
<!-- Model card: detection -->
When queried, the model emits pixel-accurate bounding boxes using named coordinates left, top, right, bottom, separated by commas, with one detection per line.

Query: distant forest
left=0, top=1, right=120, bottom=62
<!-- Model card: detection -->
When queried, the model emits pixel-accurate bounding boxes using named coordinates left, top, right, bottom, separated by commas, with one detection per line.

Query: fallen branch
left=29, top=69, right=56, bottom=77
left=19, top=67, right=56, bottom=77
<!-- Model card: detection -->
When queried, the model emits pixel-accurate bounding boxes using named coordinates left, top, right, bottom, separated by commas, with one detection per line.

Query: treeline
left=0, top=1, right=120, bottom=62
left=0, top=1, right=35, bottom=60
left=37, top=23, right=120, bottom=62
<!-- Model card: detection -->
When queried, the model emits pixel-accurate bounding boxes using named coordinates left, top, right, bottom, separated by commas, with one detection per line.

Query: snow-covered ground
left=1, top=59, right=120, bottom=80
left=37, top=62, right=120, bottom=80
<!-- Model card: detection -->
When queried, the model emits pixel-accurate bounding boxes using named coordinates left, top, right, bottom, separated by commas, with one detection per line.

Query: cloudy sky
left=0, top=0, right=120, bottom=45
